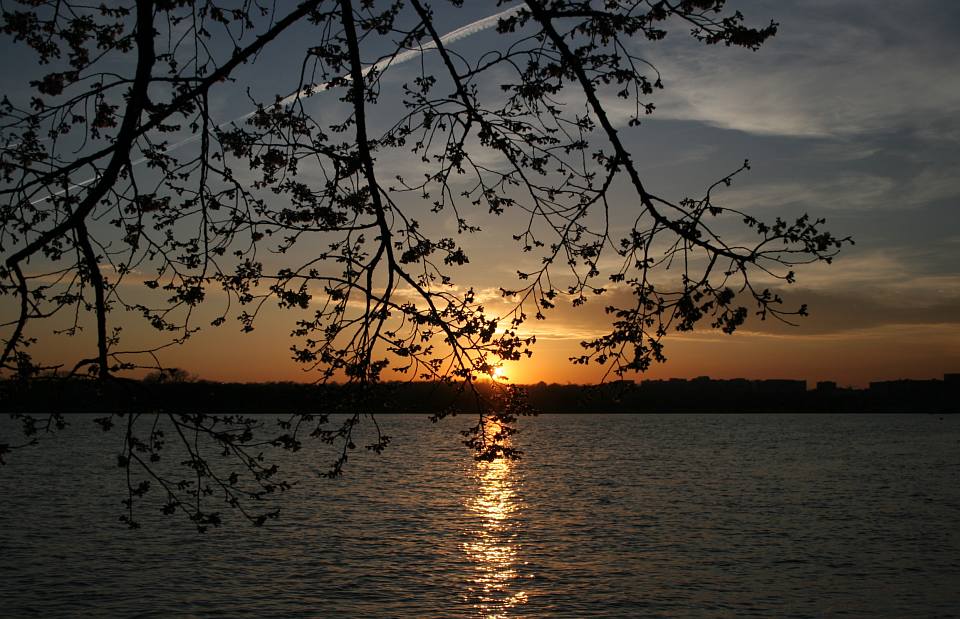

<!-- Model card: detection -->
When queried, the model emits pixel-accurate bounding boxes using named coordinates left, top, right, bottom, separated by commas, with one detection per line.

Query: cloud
left=636, top=1, right=960, bottom=138
left=703, top=165, right=960, bottom=216
left=717, top=173, right=898, bottom=212
left=478, top=245, right=960, bottom=343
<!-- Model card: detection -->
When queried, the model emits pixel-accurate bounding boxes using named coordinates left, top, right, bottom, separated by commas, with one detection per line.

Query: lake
left=1, top=414, right=958, bottom=617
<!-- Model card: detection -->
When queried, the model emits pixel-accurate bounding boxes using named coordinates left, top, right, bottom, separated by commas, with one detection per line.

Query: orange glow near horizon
left=16, top=295, right=960, bottom=388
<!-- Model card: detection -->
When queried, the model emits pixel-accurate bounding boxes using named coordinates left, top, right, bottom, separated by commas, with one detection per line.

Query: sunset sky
left=3, top=1, right=959, bottom=387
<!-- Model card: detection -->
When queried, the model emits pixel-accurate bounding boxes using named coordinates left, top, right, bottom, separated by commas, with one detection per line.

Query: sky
left=3, top=1, right=960, bottom=387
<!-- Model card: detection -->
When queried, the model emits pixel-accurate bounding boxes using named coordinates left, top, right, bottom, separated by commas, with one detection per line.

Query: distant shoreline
left=2, top=375, right=957, bottom=414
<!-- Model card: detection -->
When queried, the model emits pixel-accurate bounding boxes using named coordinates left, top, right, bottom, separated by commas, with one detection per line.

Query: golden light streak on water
left=462, top=426, right=528, bottom=617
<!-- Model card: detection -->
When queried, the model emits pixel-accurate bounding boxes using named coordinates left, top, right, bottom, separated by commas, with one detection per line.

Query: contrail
left=30, top=4, right=522, bottom=205
left=277, top=2, right=521, bottom=107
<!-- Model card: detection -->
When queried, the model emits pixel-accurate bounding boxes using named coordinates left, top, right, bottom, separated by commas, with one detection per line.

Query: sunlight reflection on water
left=2, top=415, right=959, bottom=617
left=463, top=426, right=528, bottom=618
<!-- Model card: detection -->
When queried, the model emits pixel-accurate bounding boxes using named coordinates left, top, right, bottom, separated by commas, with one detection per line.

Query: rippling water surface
left=2, top=414, right=959, bottom=617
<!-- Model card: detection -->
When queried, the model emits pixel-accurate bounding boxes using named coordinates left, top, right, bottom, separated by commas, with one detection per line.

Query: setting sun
left=491, top=367, right=508, bottom=382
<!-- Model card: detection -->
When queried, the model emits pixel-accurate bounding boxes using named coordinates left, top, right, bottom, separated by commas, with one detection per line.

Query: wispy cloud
left=636, top=1, right=960, bottom=138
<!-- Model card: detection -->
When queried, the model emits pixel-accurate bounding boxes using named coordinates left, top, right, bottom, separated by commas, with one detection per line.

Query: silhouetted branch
left=1, top=1, right=852, bottom=526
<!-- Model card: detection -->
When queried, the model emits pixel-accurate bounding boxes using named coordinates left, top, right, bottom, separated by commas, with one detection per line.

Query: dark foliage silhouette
left=1, top=1, right=848, bottom=528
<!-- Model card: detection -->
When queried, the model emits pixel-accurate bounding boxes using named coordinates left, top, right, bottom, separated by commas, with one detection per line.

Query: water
left=1, top=414, right=959, bottom=617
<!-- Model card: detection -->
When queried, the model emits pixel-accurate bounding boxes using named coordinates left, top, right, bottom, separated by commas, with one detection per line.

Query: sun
left=491, top=366, right=508, bottom=382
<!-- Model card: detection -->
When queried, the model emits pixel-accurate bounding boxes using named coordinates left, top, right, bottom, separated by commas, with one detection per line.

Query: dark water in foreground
left=1, top=414, right=959, bottom=618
